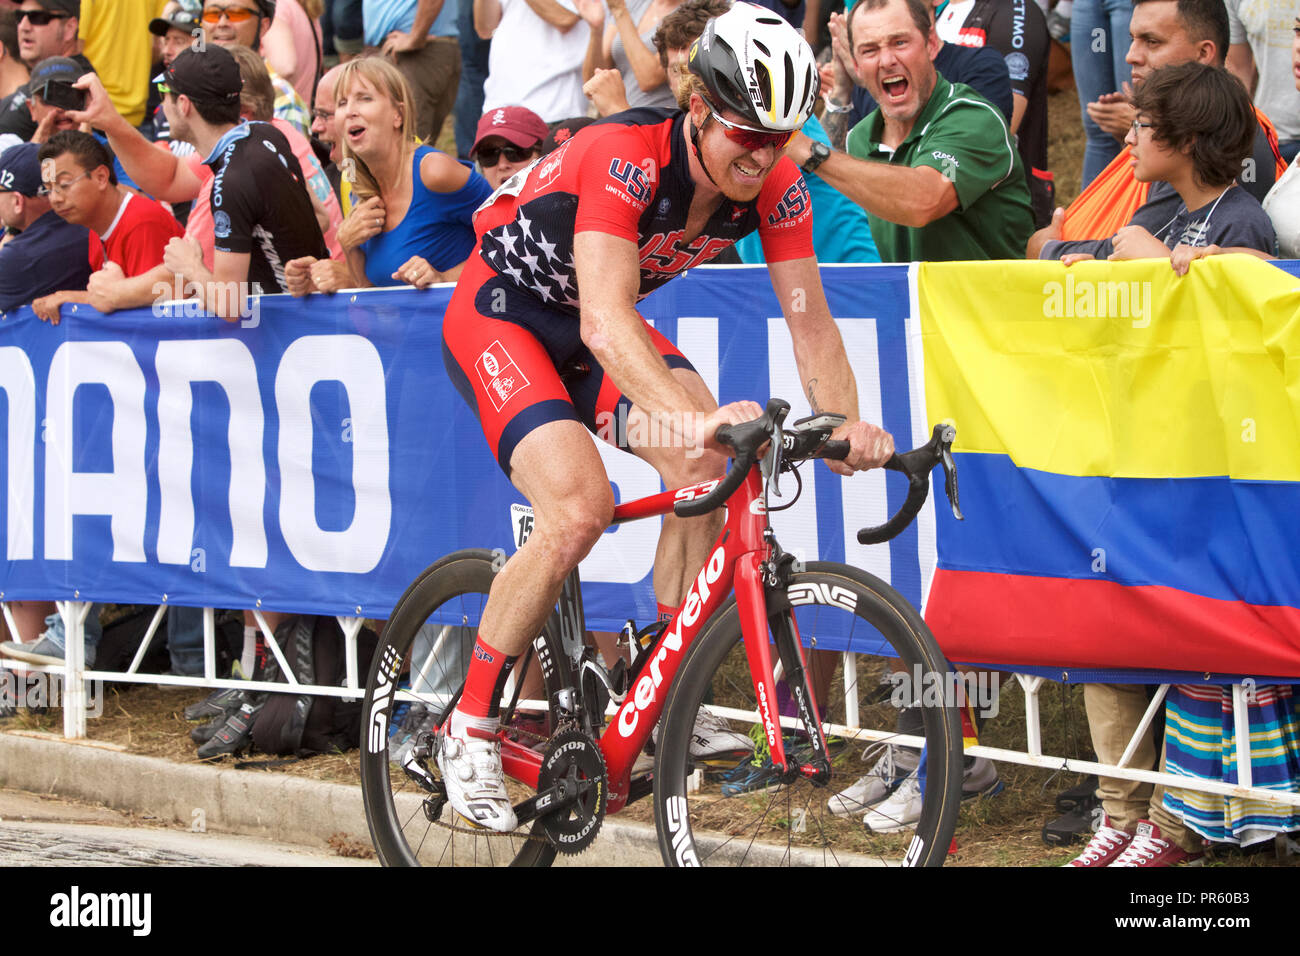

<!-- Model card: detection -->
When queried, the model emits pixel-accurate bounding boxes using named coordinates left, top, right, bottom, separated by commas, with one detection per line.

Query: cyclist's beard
left=691, top=120, right=767, bottom=202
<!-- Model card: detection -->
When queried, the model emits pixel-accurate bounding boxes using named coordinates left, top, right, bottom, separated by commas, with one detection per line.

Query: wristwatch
left=801, top=140, right=831, bottom=174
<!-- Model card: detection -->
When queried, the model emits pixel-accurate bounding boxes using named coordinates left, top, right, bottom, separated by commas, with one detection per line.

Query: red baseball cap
left=471, top=106, right=549, bottom=159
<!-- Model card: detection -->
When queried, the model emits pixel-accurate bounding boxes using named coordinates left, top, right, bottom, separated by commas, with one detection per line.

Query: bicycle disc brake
left=536, top=728, right=607, bottom=855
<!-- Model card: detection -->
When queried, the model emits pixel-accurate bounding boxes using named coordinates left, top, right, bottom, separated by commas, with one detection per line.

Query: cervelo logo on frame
left=616, top=545, right=727, bottom=738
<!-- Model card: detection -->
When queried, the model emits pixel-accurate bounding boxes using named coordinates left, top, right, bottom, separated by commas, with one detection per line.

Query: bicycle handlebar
left=671, top=402, right=964, bottom=542
left=856, top=423, right=963, bottom=544
left=672, top=399, right=788, bottom=519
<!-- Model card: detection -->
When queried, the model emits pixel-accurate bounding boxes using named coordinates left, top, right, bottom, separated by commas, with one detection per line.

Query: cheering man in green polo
left=785, top=0, right=1033, bottom=261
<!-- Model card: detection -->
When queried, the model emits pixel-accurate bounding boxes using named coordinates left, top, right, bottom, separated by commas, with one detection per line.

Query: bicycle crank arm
left=513, top=775, right=595, bottom=825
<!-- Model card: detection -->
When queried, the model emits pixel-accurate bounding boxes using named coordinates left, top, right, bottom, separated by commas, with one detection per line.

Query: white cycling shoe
left=435, top=726, right=518, bottom=832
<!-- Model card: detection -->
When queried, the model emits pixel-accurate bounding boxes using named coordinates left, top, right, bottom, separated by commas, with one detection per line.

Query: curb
left=0, top=731, right=663, bottom=865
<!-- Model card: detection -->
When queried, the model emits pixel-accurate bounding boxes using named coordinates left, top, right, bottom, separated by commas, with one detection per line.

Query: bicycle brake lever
left=936, top=423, right=963, bottom=521
left=760, top=405, right=789, bottom=497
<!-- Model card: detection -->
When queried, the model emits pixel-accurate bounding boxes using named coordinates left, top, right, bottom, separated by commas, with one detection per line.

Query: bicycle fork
left=734, top=552, right=832, bottom=784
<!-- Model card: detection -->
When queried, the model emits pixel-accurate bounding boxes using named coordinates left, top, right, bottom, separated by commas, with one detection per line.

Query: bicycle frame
left=496, top=462, right=823, bottom=815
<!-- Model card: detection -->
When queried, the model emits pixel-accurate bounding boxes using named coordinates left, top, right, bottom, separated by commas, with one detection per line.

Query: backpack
left=249, top=615, right=378, bottom=758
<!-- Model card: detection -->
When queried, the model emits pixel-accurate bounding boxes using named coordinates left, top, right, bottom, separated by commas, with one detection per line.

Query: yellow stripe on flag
left=917, top=257, right=1300, bottom=480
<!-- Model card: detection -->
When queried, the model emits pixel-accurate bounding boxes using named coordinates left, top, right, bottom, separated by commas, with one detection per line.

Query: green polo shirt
left=845, top=74, right=1034, bottom=262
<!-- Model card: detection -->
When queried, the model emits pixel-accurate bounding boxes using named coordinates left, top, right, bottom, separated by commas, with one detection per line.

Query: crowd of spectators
left=0, top=0, right=1297, bottom=863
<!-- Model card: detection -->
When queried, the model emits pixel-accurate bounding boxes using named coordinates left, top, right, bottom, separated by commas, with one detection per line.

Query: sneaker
left=861, top=769, right=922, bottom=833
left=389, top=703, right=437, bottom=767
left=1043, top=796, right=1102, bottom=846
left=0, top=635, right=71, bottom=667
left=718, top=754, right=783, bottom=797
left=435, top=727, right=517, bottom=831
left=1055, top=775, right=1100, bottom=812
left=827, top=744, right=918, bottom=817
left=678, top=708, right=755, bottom=761
left=196, top=699, right=261, bottom=760
left=960, top=757, right=1003, bottom=800
left=1065, top=817, right=1134, bottom=867
left=183, top=663, right=248, bottom=721
left=1108, top=820, right=1205, bottom=867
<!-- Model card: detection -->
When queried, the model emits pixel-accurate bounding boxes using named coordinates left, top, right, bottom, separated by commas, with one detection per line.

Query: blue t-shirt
left=0, top=210, right=96, bottom=314
left=735, top=114, right=880, bottom=264
left=363, top=0, right=458, bottom=45
left=359, top=145, right=492, bottom=285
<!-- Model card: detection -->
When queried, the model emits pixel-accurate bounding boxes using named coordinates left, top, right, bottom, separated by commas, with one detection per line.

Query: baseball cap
left=149, top=0, right=202, bottom=38
left=27, top=55, right=91, bottom=95
left=0, top=143, right=43, bottom=197
left=27, top=0, right=81, bottom=15
left=160, top=46, right=242, bottom=103
left=471, top=106, right=548, bottom=159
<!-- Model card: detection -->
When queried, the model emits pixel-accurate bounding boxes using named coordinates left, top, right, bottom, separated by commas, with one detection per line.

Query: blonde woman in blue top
left=285, top=55, right=492, bottom=295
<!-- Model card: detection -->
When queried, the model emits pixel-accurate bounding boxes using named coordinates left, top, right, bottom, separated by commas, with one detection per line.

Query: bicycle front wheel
left=652, top=562, right=963, bottom=866
left=360, top=549, right=567, bottom=866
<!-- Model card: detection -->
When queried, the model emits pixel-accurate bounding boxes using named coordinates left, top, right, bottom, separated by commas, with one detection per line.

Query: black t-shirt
left=205, top=120, right=328, bottom=294
left=937, top=0, right=1050, bottom=174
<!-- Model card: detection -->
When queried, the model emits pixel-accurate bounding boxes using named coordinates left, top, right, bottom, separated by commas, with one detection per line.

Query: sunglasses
left=17, top=9, right=69, bottom=26
left=707, top=107, right=795, bottom=152
left=201, top=5, right=259, bottom=23
left=476, top=144, right=536, bottom=167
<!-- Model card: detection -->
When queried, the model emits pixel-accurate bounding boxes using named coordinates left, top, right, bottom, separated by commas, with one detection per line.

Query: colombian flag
left=917, top=256, right=1300, bottom=678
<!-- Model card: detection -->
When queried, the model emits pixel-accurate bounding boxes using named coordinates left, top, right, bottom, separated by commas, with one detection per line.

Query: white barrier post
left=58, top=598, right=90, bottom=738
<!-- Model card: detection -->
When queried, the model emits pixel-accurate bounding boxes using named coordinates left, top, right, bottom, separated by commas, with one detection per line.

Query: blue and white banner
left=0, top=265, right=928, bottom=630
left=6, top=261, right=1297, bottom=637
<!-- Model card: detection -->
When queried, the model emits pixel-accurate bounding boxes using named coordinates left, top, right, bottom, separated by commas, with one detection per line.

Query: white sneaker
left=827, top=745, right=918, bottom=817
left=861, top=769, right=922, bottom=833
left=653, top=708, right=754, bottom=760
left=435, top=727, right=518, bottom=832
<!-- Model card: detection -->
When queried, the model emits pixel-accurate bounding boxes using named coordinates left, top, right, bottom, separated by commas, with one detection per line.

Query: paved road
left=0, top=790, right=372, bottom=867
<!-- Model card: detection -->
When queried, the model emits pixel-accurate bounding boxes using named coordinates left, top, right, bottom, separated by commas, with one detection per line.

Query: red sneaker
left=1108, top=820, right=1205, bottom=867
left=1065, top=817, right=1133, bottom=867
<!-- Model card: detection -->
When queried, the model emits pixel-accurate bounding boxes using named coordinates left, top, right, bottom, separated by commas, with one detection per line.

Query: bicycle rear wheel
left=360, top=549, right=567, bottom=866
left=652, top=562, right=963, bottom=866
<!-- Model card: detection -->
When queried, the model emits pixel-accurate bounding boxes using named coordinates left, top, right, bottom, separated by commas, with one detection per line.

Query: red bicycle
left=360, top=400, right=965, bottom=866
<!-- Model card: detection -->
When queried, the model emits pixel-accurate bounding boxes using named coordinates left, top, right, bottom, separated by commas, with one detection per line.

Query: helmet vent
left=782, top=54, right=795, bottom=117
left=754, top=39, right=771, bottom=57
left=754, top=60, right=773, bottom=113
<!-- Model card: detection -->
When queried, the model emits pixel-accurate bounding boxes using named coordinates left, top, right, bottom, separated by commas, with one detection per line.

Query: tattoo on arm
left=807, top=378, right=824, bottom=414
left=823, top=111, right=849, bottom=151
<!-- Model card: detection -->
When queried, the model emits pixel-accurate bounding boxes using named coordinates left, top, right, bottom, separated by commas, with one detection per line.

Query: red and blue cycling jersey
left=444, top=108, right=815, bottom=472
left=472, top=108, right=815, bottom=312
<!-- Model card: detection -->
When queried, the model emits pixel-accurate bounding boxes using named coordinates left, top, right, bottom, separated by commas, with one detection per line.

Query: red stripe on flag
left=926, top=570, right=1300, bottom=678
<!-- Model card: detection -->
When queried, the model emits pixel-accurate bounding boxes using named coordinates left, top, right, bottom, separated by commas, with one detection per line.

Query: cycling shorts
left=442, top=254, right=696, bottom=475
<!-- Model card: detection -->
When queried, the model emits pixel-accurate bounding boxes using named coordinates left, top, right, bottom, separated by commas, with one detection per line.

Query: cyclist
left=439, top=1, right=896, bottom=831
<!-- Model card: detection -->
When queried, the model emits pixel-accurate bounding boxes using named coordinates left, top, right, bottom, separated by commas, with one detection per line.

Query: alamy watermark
left=2, top=669, right=104, bottom=717
left=889, top=665, right=999, bottom=719
left=151, top=276, right=263, bottom=328
left=1042, top=276, right=1153, bottom=328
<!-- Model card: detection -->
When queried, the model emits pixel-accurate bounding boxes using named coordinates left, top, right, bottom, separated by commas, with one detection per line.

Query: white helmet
left=687, top=2, right=819, bottom=131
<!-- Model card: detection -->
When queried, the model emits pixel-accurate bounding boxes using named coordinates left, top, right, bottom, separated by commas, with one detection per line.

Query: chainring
left=537, top=728, right=607, bottom=855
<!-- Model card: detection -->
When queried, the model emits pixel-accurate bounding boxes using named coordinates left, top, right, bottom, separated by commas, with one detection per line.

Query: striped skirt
left=1161, top=683, right=1300, bottom=846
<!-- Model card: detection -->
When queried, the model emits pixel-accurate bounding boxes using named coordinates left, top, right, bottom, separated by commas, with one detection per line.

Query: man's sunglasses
left=476, top=144, right=535, bottom=167
left=201, top=6, right=259, bottom=23
left=707, top=107, right=794, bottom=152
left=17, top=10, right=69, bottom=26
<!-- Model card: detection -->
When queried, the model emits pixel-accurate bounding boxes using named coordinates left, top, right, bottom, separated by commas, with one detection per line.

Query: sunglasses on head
left=201, top=5, right=259, bottom=23
left=476, top=143, right=535, bottom=167
left=706, top=107, right=794, bottom=152
left=18, top=9, right=69, bottom=26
